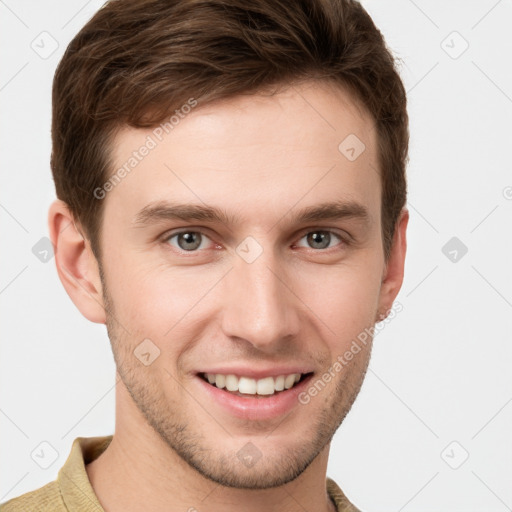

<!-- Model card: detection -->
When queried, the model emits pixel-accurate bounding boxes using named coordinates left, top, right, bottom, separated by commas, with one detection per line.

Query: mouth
left=197, top=371, right=314, bottom=398
left=194, top=370, right=316, bottom=420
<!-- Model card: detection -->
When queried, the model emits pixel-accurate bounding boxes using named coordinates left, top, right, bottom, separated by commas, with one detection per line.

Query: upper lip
left=196, top=366, right=314, bottom=380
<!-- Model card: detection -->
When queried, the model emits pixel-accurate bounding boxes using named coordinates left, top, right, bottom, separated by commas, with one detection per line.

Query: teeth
left=215, top=374, right=226, bottom=389
left=239, top=376, right=257, bottom=394
left=204, top=372, right=304, bottom=395
left=284, top=374, right=296, bottom=389
left=275, top=375, right=285, bottom=391
left=225, top=374, right=238, bottom=391
left=256, top=376, right=275, bottom=395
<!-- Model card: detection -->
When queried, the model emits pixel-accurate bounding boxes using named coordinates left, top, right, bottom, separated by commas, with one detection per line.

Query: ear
left=48, top=199, right=106, bottom=324
left=376, top=207, right=409, bottom=321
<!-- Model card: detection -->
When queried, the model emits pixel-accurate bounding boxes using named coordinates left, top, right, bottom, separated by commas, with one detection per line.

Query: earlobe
left=48, top=199, right=107, bottom=324
left=376, top=207, right=409, bottom=322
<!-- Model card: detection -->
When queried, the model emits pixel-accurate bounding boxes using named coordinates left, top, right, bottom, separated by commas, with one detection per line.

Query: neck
left=85, top=384, right=336, bottom=512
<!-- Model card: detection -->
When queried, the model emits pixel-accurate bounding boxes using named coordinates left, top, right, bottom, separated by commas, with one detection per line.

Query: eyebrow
left=132, top=199, right=371, bottom=229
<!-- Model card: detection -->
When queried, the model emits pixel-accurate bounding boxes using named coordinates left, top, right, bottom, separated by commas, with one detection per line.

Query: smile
left=195, top=370, right=315, bottom=421
left=199, top=372, right=312, bottom=397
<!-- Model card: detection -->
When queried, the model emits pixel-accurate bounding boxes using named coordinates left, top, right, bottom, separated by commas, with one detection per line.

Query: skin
left=48, top=79, right=408, bottom=512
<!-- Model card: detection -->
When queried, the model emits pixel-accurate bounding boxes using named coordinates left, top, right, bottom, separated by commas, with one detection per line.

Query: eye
left=161, top=228, right=347, bottom=255
left=164, top=230, right=214, bottom=252
left=296, top=230, right=345, bottom=250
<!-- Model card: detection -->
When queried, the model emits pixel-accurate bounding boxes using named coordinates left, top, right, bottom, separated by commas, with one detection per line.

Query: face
left=95, top=79, right=398, bottom=489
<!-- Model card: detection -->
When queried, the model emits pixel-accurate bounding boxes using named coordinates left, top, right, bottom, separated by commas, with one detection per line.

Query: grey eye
left=168, top=231, right=208, bottom=251
left=299, top=231, right=341, bottom=250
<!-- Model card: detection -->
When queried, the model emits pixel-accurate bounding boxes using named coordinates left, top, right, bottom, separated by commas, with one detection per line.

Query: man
left=1, top=0, right=408, bottom=510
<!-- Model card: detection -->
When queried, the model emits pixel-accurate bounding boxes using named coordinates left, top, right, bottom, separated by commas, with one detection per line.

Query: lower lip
left=195, top=374, right=314, bottom=421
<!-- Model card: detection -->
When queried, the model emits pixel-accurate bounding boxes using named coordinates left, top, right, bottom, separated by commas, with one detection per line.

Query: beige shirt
left=0, top=436, right=360, bottom=511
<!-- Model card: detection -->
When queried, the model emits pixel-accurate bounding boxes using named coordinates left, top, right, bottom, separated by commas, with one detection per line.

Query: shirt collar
left=58, top=435, right=112, bottom=511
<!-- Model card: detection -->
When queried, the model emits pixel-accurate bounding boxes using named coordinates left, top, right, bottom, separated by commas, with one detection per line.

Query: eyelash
left=160, top=228, right=350, bottom=254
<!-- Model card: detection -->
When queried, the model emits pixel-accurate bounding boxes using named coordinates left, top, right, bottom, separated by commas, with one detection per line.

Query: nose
left=220, top=243, right=301, bottom=352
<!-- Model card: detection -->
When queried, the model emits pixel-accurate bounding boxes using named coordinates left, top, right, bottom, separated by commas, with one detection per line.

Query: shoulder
left=0, top=479, right=66, bottom=512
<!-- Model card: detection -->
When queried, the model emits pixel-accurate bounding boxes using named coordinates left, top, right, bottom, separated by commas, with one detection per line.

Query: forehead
left=105, top=79, right=380, bottom=228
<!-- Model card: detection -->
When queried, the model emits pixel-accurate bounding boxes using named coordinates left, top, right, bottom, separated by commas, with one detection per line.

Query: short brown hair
left=51, top=0, right=408, bottom=263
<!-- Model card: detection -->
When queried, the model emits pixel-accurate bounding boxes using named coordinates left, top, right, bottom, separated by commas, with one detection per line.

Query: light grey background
left=1, top=1, right=511, bottom=510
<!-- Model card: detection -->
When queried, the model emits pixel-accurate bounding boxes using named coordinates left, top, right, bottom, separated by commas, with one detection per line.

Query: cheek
left=295, top=257, right=382, bottom=346
left=105, top=253, right=222, bottom=338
